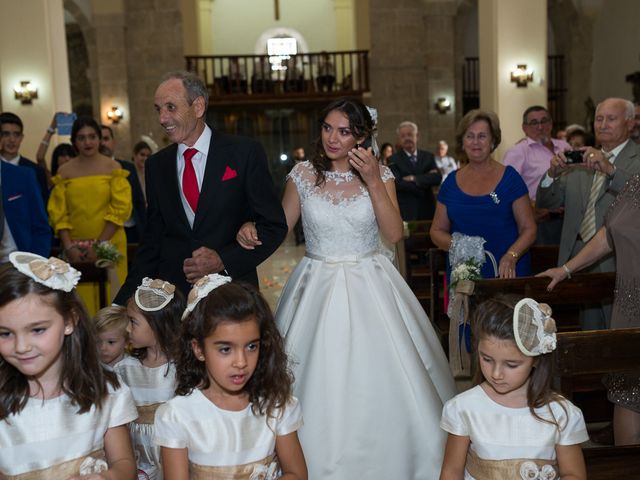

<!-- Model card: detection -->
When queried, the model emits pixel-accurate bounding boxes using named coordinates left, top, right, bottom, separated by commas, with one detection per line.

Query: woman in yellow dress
left=48, top=116, right=132, bottom=315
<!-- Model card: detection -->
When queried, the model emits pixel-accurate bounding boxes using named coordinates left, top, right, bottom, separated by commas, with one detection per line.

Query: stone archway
left=63, top=0, right=99, bottom=117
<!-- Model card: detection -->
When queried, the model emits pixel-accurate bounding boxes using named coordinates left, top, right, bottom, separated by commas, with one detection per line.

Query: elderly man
left=537, top=97, right=640, bottom=329
left=388, top=121, right=441, bottom=221
left=114, top=70, right=287, bottom=302
left=632, top=102, right=640, bottom=144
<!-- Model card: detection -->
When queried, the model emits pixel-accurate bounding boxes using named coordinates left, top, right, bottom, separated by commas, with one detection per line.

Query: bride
left=237, top=98, right=456, bottom=479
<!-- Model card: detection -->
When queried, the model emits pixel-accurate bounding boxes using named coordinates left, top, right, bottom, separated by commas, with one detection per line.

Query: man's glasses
left=525, top=117, right=551, bottom=127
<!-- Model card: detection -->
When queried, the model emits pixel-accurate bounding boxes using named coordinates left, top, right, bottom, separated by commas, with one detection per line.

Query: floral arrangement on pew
left=447, top=233, right=496, bottom=379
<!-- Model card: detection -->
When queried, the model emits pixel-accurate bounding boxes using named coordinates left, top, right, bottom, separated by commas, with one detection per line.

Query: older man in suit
left=537, top=97, right=640, bottom=329
left=388, top=121, right=441, bottom=221
left=114, top=71, right=286, bottom=302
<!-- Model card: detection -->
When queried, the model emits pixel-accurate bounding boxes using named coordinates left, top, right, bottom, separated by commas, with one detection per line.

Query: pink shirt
left=502, top=137, right=570, bottom=200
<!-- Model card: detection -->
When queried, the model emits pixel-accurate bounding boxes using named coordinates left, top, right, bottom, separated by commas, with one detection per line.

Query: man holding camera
left=536, top=97, right=640, bottom=330
left=503, top=106, right=570, bottom=244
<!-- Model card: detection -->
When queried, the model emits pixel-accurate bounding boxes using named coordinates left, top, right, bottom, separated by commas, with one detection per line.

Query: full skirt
left=276, top=253, right=457, bottom=479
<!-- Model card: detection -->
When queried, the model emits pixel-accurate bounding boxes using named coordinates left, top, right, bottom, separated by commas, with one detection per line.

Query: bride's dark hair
left=311, top=97, right=375, bottom=186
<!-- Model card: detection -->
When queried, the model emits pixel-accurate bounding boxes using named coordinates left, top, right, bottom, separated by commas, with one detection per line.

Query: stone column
left=369, top=0, right=430, bottom=147
left=92, top=2, right=131, bottom=158
left=124, top=0, right=185, bottom=151
left=423, top=0, right=458, bottom=150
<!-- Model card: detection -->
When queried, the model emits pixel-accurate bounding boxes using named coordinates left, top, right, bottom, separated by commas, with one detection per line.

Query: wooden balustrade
left=185, top=50, right=369, bottom=103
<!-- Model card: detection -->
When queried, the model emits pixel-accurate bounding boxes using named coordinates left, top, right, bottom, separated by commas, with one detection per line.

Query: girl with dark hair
left=47, top=116, right=132, bottom=316
left=440, top=295, right=588, bottom=480
left=0, top=252, right=137, bottom=478
left=114, top=278, right=184, bottom=479
left=154, top=275, right=306, bottom=479
left=237, top=98, right=455, bottom=478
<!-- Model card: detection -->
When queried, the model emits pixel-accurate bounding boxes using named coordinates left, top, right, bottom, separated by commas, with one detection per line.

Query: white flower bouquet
left=449, top=258, right=482, bottom=291
left=93, top=240, right=123, bottom=264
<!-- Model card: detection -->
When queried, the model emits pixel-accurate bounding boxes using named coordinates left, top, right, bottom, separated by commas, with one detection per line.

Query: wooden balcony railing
left=185, top=50, right=369, bottom=103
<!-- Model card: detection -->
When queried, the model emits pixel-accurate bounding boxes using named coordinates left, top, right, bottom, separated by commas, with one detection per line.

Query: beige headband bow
left=29, top=257, right=70, bottom=280
left=148, top=279, right=176, bottom=295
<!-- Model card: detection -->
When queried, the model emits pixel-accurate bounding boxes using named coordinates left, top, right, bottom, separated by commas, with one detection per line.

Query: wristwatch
left=47, top=127, right=55, bottom=134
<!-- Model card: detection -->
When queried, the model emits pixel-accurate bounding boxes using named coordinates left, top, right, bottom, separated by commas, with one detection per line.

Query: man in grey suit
left=537, top=97, right=640, bottom=330
left=388, top=121, right=441, bottom=221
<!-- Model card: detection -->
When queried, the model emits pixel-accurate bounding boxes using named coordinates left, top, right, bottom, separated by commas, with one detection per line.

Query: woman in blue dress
left=430, top=109, right=536, bottom=278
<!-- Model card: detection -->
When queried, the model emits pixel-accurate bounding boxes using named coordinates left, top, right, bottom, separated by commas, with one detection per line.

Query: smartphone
left=564, top=150, right=584, bottom=164
left=55, top=112, right=77, bottom=136
left=355, top=138, right=372, bottom=150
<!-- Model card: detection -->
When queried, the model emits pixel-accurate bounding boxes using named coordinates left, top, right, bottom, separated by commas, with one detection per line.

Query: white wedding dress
left=276, top=161, right=457, bottom=480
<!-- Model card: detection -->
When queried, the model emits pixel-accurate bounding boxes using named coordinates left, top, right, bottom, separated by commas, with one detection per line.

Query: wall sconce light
left=106, top=106, right=124, bottom=123
left=510, top=64, right=534, bottom=88
left=14, top=81, right=38, bottom=104
left=435, top=97, right=452, bottom=114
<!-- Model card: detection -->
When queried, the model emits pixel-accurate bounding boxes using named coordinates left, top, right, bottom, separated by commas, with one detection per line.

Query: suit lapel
left=597, top=142, right=638, bottom=202
left=193, top=130, right=228, bottom=231
left=158, top=145, right=191, bottom=230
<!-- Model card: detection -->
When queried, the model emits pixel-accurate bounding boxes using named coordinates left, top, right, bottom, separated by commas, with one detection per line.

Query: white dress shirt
left=176, top=125, right=212, bottom=228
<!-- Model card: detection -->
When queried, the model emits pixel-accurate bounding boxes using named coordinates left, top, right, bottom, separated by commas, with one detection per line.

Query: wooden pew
left=403, top=221, right=435, bottom=315
left=555, top=328, right=640, bottom=478
left=427, top=244, right=562, bottom=335
left=471, top=272, right=615, bottom=331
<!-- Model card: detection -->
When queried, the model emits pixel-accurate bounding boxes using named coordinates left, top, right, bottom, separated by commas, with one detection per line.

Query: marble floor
left=256, top=232, right=306, bottom=310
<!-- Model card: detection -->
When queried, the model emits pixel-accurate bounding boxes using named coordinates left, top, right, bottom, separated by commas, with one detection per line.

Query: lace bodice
left=288, top=161, right=395, bottom=257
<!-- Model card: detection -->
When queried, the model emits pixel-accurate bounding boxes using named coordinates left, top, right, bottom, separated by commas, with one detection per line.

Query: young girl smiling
left=0, top=252, right=137, bottom=479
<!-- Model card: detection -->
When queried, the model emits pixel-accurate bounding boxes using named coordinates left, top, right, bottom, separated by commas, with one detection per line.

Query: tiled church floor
left=256, top=232, right=306, bottom=311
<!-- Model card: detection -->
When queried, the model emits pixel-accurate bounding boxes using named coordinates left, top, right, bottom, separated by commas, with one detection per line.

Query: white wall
left=591, top=0, right=640, bottom=102
left=479, top=0, right=547, bottom=160
left=0, top=0, right=71, bottom=159
left=207, top=0, right=338, bottom=54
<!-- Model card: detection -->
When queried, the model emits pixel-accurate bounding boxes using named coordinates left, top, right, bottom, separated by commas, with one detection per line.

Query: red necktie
left=182, top=148, right=199, bottom=212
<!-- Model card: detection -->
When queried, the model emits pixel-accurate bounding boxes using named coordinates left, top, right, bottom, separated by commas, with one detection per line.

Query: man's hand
left=183, top=247, right=225, bottom=283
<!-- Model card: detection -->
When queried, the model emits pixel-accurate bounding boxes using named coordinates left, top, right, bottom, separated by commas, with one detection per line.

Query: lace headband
left=513, top=298, right=557, bottom=357
left=182, top=273, right=232, bottom=320
left=135, top=277, right=176, bottom=312
left=9, top=251, right=81, bottom=292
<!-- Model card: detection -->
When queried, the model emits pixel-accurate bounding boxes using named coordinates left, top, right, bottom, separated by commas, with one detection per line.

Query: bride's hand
left=348, top=146, right=380, bottom=186
left=236, top=222, right=261, bottom=250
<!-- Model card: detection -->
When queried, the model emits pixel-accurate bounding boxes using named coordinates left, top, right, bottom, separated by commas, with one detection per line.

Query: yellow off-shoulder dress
left=48, top=169, right=132, bottom=315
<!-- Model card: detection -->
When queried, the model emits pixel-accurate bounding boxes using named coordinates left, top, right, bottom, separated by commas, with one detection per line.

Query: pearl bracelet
left=562, top=264, right=572, bottom=279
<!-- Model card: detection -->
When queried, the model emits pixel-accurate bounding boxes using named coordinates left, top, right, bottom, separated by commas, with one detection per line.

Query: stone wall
left=124, top=0, right=187, bottom=153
